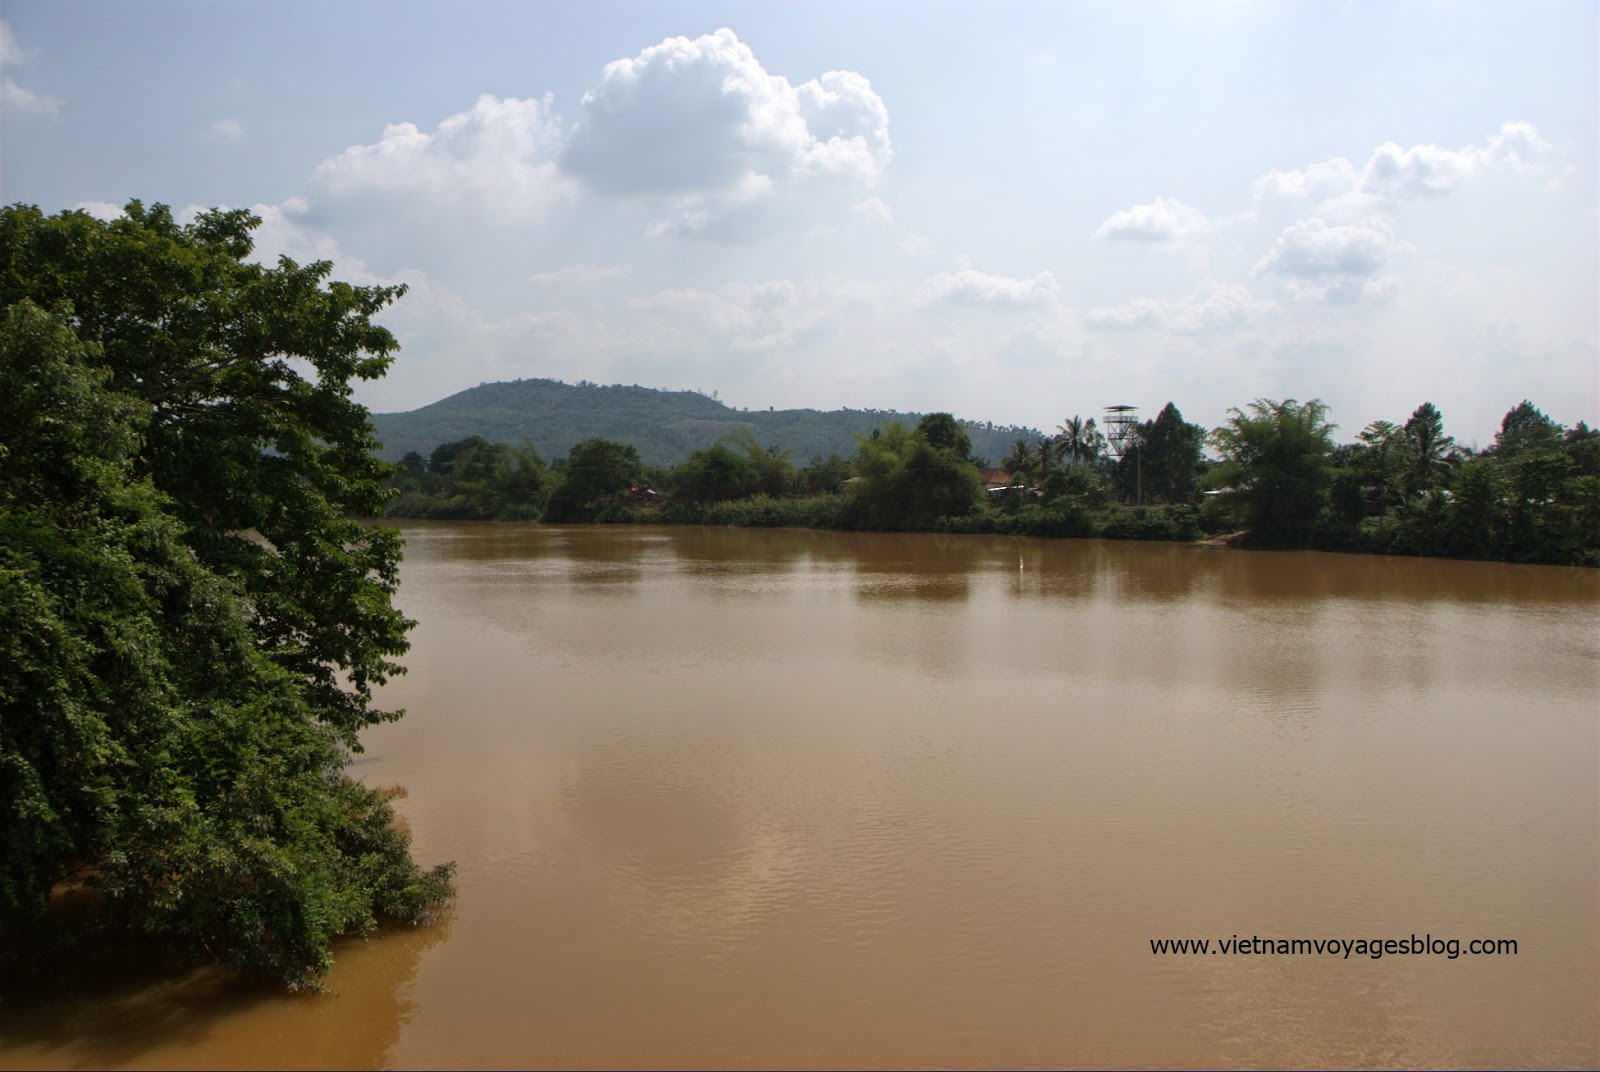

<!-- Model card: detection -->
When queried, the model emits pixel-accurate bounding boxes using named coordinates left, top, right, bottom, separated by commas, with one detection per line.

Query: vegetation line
left=384, top=401, right=1598, bottom=568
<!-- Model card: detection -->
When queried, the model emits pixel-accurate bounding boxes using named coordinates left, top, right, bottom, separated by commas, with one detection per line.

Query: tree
left=1, top=201, right=412, bottom=749
left=849, top=420, right=982, bottom=530
left=1208, top=398, right=1337, bottom=546
left=1033, top=435, right=1061, bottom=486
left=799, top=453, right=854, bottom=496
left=915, top=412, right=973, bottom=461
left=1002, top=437, right=1034, bottom=483
left=1056, top=416, right=1104, bottom=466
left=1114, top=402, right=1204, bottom=504
left=1355, top=419, right=1405, bottom=530
left=720, top=426, right=797, bottom=498
left=409, top=435, right=549, bottom=520
left=1401, top=402, right=1454, bottom=496
left=546, top=437, right=643, bottom=520
left=1, top=205, right=453, bottom=991
left=1491, top=400, right=1563, bottom=460
left=672, top=441, right=761, bottom=503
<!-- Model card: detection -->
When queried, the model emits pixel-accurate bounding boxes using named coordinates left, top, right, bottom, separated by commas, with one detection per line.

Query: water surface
left=3, top=524, right=1596, bottom=1068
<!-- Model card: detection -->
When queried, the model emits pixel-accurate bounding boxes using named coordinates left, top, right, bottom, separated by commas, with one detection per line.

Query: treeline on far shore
left=381, top=399, right=1600, bottom=568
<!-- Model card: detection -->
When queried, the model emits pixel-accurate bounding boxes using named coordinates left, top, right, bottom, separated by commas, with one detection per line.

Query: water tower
left=1103, top=404, right=1141, bottom=505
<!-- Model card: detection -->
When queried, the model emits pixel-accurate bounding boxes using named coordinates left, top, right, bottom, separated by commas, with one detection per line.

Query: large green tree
left=849, top=419, right=983, bottom=530
left=0, top=203, right=452, bottom=988
left=1401, top=401, right=1455, bottom=496
left=1055, top=416, right=1104, bottom=467
left=1112, top=402, right=1205, bottom=504
left=390, top=434, right=549, bottom=520
left=1208, top=398, right=1337, bottom=546
left=545, top=437, right=644, bottom=520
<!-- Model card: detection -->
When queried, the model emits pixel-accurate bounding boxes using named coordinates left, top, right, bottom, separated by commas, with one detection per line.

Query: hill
left=369, top=378, right=1045, bottom=467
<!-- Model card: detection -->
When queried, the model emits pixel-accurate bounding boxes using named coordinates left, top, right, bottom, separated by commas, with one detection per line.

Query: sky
left=2, top=1, right=1596, bottom=447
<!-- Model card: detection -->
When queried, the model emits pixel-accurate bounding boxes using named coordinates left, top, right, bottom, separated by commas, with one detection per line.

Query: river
left=2, top=523, right=1596, bottom=1068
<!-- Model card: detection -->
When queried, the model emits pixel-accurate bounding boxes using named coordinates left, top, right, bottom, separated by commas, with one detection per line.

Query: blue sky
left=3, top=1, right=1595, bottom=445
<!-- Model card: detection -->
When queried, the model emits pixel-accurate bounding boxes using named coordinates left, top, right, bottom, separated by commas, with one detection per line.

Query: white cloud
left=1085, top=296, right=1165, bottom=330
left=3, top=77, right=61, bottom=117
left=1254, top=218, right=1404, bottom=305
left=922, top=268, right=1060, bottom=308
left=314, top=93, right=573, bottom=223
left=72, top=200, right=124, bottom=221
left=628, top=280, right=826, bottom=354
left=560, top=28, right=891, bottom=238
left=1254, top=157, right=1359, bottom=204
left=1, top=20, right=27, bottom=63
left=1, top=22, right=60, bottom=117
left=530, top=263, right=627, bottom=287
left=852, top=197, right=894, bottom=225
left=900, top=231, right=931, bottom=255
left=1255, top=217, right=1397, bottom=278
left=209, top=117, right=244, bottom=140
left=1360, top=121, right=1548, bottom=199
left=1087, top=280, right=1273, bottom=333
left=1254, top=122, right=1551, bottom=211
left=1092, top=196, right=1210, bottom=242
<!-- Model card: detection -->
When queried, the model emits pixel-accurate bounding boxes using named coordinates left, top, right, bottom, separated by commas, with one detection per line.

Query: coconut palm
left=1402, top=401, right=1455, bottom=496
left=1056, top=415, right=1104, bottom=466
left=1002, top=438, right=1033, bottom=484
left=1033, top=435, right=1060, bottom=485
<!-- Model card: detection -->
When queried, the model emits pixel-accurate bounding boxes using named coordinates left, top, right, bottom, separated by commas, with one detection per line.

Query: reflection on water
left=3, top=523, right=1595, bottom=1069
left=0, top=917, right=451, bottom=1070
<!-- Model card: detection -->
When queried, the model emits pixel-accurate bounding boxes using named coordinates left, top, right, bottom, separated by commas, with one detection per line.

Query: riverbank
left=381, top=493, right=1598, bottom=568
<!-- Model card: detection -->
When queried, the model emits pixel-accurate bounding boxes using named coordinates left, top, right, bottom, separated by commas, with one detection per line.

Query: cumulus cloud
left=209, top=117, right=244, bottom=140
left=628, top=280, right=829, bottom=354
left=2, top=21, right=61, bottom=118
left=72, top=200, right=124, bottom=220
left=1255, top=217, right=1395, bottom=278
left=4, top=77, right=61, bottom=117
left=1360, top=121, right=1548, bottom=199
left=922, top=268, right=1060, bottom=308
left=900, top=231, right=931, bottom=255
left=852, top=197, right=894, bottom=225
left=530, top=263, right=627, bottom=287
left=1254, top=122, right=1551, bottom=210
left=561, top=28, right=891, bottom=237
left=1092, top=196, right=1210, bottom=242
left=1254, top=218, right=1404, bottom=305
left=1254, top=158, right=1359, bottom=204
left=1087, top=280, right=1272, bottom=333
left=1, top=20, right=27, bottom=63
left=314, top=93, right=572, bottom=222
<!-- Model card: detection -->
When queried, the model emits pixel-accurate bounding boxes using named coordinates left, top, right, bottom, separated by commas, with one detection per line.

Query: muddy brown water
left=2, top=524, right=1596, bottom=1069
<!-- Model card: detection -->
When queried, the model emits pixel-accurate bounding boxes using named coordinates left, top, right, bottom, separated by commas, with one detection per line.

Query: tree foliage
left=1112, top=402, right=1205, bottom=504
left=1208, top=398, right=1337, bottom=546
left=382, top=395, right=1597, bottom=565
left=544, top=437, right=645, bottom=521
left=847, top=418, right=983, bottom=530
left=0, top=203, right=452, bottom=989
left=669, top=428, right=797, bottom=505
left=388, top=435, right=550, bottom=520
left=1055, top=416, right=1104, bottom=467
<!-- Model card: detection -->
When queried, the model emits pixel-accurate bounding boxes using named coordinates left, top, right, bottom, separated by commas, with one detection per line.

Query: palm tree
left=1002, top=438, right=1032, bottom=484
left=1033, top=435, right=1060, bottom=485
left=1403, top=401, right=1454, bottom=496
left=1357, top=419, right=1404, bottom=532
left=1210, top=398, right=1337, bottom=545
left=1056, top=415, right=1104, bottom=466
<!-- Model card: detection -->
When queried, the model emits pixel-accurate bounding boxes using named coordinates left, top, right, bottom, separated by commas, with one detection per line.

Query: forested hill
left=370, top=378, right=1044, bottom=466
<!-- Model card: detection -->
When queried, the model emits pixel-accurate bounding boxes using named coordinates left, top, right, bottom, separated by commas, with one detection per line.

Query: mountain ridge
left=370, top=378, right=1045, bottom=466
